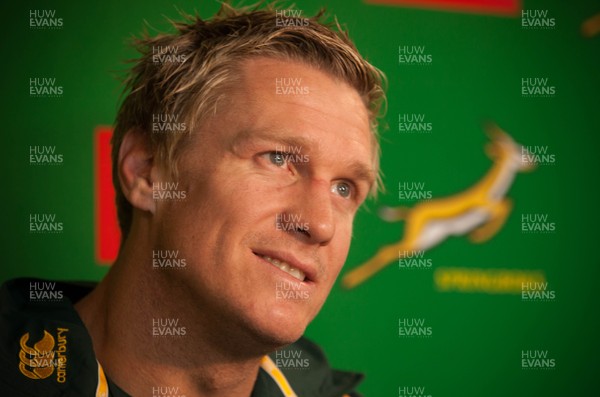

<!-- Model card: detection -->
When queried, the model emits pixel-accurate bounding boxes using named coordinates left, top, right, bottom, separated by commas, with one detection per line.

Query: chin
left=253, top=326, right=305, bottom=352
left=243, top=308, right=311, bottom=351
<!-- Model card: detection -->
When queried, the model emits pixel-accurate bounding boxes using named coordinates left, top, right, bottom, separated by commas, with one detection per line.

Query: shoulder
left=0, top=278, right=103, bottom=396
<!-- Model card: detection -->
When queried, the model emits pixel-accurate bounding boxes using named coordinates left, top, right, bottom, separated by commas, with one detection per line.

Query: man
left=1, top=3, right=385, bottom=396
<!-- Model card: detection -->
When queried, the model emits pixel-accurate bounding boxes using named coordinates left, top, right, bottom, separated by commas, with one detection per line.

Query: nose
left=280, top=179, right=335, bottom=245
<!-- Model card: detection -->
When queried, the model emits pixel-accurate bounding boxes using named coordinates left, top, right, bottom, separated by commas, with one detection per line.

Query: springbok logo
left=19, top=331, right=56, bottom=379
left=342, top=124, right=536, bottom=289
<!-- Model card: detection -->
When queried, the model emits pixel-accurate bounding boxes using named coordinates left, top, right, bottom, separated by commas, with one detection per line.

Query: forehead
left=236, top=57, right=369, bottom=122
left=225, top=56, right=373, bottom=156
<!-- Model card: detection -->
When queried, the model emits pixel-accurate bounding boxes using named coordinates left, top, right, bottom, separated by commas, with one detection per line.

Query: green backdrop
left=1, top=0, right=599, bottom=395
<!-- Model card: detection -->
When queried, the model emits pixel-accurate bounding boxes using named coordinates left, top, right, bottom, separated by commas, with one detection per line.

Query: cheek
left=326, top=221, right=354, bottom=278
left=159, top=167, right=284, bottom=242
left=336, top=235, right=352, bottom=270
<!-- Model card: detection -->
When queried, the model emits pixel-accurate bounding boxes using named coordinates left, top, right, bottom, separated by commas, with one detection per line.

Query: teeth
left=261, top=255, right=306, bottom=281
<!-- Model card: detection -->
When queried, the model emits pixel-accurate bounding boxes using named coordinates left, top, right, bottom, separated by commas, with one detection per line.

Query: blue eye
left=332, top=182, right=352, bottom=198
left=269, top=152, right=287, bottom=167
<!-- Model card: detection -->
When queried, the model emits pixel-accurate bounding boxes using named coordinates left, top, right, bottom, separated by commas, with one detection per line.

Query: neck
left=480, top=154, right=517, bottom=200
left=75, top=224, right=264, bottom=397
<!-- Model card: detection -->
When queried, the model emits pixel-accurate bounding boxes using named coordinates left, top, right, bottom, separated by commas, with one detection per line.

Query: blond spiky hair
left=112, top=1, right=386, bottom=239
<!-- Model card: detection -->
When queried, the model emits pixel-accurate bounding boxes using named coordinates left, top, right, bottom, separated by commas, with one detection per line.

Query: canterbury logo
left=19, top=331, right=56, bottom=379
left=18, top=328, right=69, bottom=383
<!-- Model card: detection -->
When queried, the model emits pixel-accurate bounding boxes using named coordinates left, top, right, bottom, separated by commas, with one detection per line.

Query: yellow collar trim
left=96, top=356, right=298, bottom=397
left=96, top=361, right=108, bottom=397
left=260, top=355, right=298, bottom=397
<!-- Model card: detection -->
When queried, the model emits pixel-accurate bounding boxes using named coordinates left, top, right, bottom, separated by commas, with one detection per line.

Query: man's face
left=151, top=57, right=374, bottom=347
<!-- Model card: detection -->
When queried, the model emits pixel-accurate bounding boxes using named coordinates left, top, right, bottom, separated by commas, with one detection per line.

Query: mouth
left=253, top=252, right=308, bottom=282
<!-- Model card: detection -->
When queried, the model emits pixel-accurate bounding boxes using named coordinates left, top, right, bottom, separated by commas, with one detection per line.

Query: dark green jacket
left=0, top=278, right=363, bottom=397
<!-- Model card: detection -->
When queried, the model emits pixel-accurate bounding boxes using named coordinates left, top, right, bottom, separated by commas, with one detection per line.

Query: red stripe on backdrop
left=365, top=0, right=520, bottom=16
left=94, top=127, right=120, bottom=264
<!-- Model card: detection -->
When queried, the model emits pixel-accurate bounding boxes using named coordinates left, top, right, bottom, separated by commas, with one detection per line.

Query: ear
left=484, top=122, right=501, bottom=140
left=117, top=129, right=157, bottom=214
left=485, top=142, right=498, bottom=158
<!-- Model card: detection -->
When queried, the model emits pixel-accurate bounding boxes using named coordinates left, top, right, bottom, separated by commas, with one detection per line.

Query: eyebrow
left=344, top=161, right=376, bottom=190
left=230, top=128, right=312, bottom=152
left=231, top=127, right=376, bottom=188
